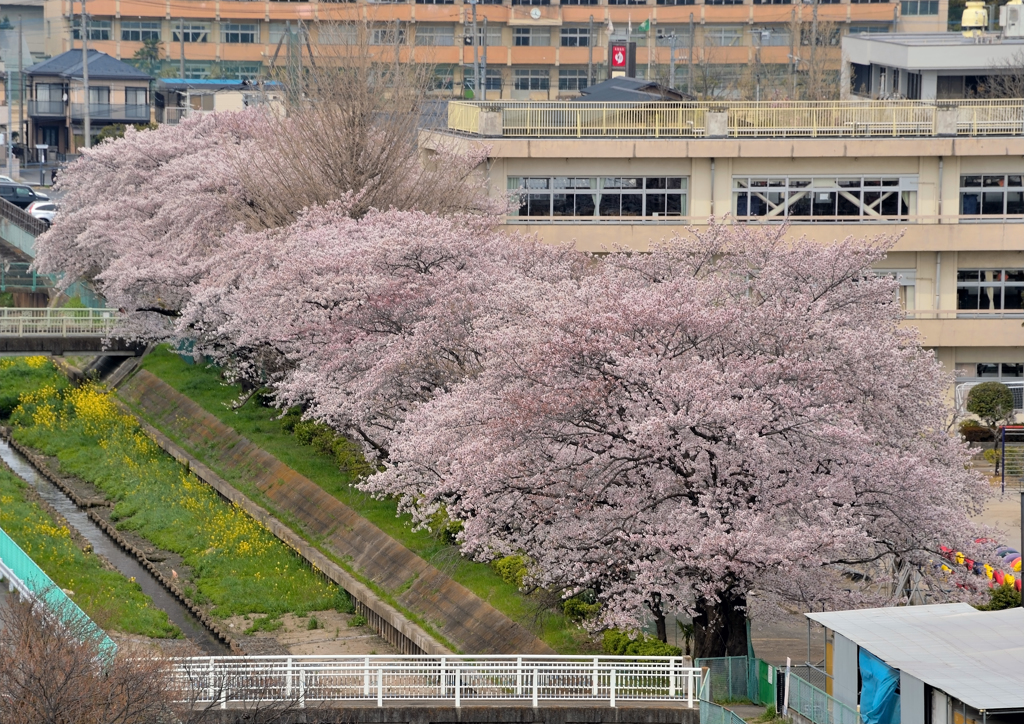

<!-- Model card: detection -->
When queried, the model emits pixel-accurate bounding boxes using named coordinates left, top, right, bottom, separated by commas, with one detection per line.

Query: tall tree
left=368, top=225, right=989, bottom=656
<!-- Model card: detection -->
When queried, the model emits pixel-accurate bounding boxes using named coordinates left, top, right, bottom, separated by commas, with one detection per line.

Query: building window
left=474, top=25, right=504, bottom=46
left=752, top=27, right=791, bottom=45
left=560, top=27, right=590, bottom=47
left=512, top=0, right=550, bottom=5
left=514, top=27, right=550, bottom=46
left=417, top=0, right=453, bottom=4
left=960, top=175, right=1024, bottom=217
left=416, top=25, right=454, bottom=46
left=562, top=0, right=599, bottom=5
left=558, top=69, right=589, bottom=90
left=220, top=62, right=264, bottom=80
left=431, top=66, right=455, bottom=90
left=704, top=26, right=744, bottom=46
left=182, top=61, right=211, bottom=79
left=222, top=23, right=258, bottom=43
left=733, top=176, right=918, bottom=221
left=876, top=269, right=916, bottom=311
left=608, top=0, right=647, bottom=5
left=89, top=86, right=110, bottom=105
left=73, top=18, right=111, bottom=40
left=464, top=68, right=502, bottom=90
left=956, top=269, right=1024, bottom=312
left=319, top=25, right=357, bottom=44
left=514, top=69, right=550, bottom=90
left=125, top=87, right=148, bottom=106
left=900, top=0, right=938, bottom=13
left=705, top=0, right=744, bottom=4
left=370, top=25, right=407, bottom=45
left=656, top=27, right=692, bottom=46
left=509, top=177, right=687, bottom=219
left=121, top=21, right=161, bottom=42
left=173, top=23, right=209, bottom=43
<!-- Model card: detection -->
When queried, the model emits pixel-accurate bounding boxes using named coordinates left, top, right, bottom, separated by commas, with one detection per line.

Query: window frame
left=955, top=268, right=1024, bottom=314
left=173, top=23, right=210, bottom=43
left=959, top=174, right=1024, bottom=219
left=733, top=175, right=919, bottom=222
left=560, top=26, right=591, bottom=47
left=121, top=20, right=161, bottom=42
left=221, top=22, right=258, bottom=44
left=558, top=68, right=590, bottom=90
left=508, top=176, right=688, bottom=220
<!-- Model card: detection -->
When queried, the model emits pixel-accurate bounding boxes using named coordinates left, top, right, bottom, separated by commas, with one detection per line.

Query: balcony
left=70, top=103, right=150, bottom=122
left=447, top=99, right=1024, bottom=139
left=28, top=100, right=67, bottom=117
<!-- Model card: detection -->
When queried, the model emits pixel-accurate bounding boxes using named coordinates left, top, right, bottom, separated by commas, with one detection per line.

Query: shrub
left=493, top=555, right=528, bottom=588
left=983, top=448, right=1000, bottom=466
left=562, top=596, right=601, bottom=622
left=307, top=616, right=321, bottom=630
left=310, top=428, right=337, bottom=457
left=976, top=581, right=1022, bottom=610
left=959, top=420, right=995, bottom=443
left=602, top=629, right=682, bottom=656
left=244, top=615, right=283, bottom=635
left=966, top=382, right=1015, bottom=430
left=334, top=589, right=356, bottom=614
left=349, top=614, right=367, bottom=627
left=293, top=420, right=322, bottom=446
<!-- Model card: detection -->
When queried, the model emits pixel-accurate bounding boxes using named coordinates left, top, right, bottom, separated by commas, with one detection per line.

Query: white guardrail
left=174, top=655, right=701, bottom=709
left=0, top=308, right=120, bottom=337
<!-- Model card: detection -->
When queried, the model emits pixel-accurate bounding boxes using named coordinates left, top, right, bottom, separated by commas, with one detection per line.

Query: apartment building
left=41, top=0, right=945, bottom=100
left=437, top=100, right=1024, bottom=407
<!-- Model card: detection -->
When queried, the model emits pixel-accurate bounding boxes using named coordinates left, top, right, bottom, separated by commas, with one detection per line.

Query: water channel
left=0, top=437, right=229, bottom=654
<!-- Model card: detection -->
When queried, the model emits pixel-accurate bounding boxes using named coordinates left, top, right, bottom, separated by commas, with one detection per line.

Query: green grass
left=136, top=347, right=589, bottom=653
left=0, top=356, right=68, bottom=419
left=8, top=362, right=338, bottom=619
left=0, top=466, right=179, bottom=638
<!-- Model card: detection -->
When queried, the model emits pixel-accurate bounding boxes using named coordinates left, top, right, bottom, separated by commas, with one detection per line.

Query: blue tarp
left=859, top=648, right=901, bottom=724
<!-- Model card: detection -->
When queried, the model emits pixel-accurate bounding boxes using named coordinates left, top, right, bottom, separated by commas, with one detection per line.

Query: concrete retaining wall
left=118, top=370, right=554, bottom=656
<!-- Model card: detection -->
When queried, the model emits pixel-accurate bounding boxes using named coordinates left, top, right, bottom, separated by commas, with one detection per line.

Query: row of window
left=507, top=175, right=1024, bottom=221
left=956, top=269, right=1024, bottom=312
left=510, top=177, right=688, bottom=218
left=331, top=0, right=894, bottom=4
left=34, top=83, right=148, bottom=105
left=75, top=19, right=259, bottom=43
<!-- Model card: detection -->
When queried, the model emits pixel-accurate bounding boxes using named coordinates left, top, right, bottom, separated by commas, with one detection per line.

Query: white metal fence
left=0, top=308, right=120, bottom=337
left=174, top=655, right=701, bottom=709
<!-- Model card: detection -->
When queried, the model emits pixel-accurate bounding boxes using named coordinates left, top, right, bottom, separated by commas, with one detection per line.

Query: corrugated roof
left=26, top=49, right=150, bottom=80
left=806, top=604, right=1024, bottom=712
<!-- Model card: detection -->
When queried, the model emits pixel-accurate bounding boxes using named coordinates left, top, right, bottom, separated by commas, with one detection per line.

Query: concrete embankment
left=118, top=370, right=552, bottom=656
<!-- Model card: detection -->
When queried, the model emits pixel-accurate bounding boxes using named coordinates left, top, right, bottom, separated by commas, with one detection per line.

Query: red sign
left=611, top=44, right=627, bottom=68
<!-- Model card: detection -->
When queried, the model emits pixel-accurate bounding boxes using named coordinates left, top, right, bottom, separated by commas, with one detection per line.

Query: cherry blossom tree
left=367, top=224, right=990, bottom=657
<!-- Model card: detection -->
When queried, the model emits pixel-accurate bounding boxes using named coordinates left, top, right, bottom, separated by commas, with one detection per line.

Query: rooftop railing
left=446, top=99, right=1024, bottom=139
left=0, top=307, right=120, bottom=337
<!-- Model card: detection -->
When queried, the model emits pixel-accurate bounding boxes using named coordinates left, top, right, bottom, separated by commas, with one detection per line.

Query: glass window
left=562, top=0, right=599, bottom=5
left=656, top=27, right=692, bottom=46
left=704, top=26, right=744, bottom=46
left=514, top=27, right=550, bottom=46
left=473, top=25, right=503, bottom=46
left=508, top=176, right=687, bottom=219
left=221, top=23, right=258, bottom=43
left=73, top=18, right=111, bottom=40
left=416, top=25, right=454, bottom=46
left=513, top=69, right=550, bottom=90
left=960, top=174, right=1024, bottom=218
left=89, top=86, right=110, bottom=104
left=956, top=269, right=1024, bottom=312
left=173, top=23, right=209, bottom=43
left=734, top=176, right=917, bottom=221
left=656, top=0, right=696, bottom=5
left=370, top=25, right=407, bottom=45
left=560, top=27, right=590, bottom=47
left=431, top=67, right=454, bottom=90
left=319, top=25, right=357, bottom=45
left=559, top=69, right=589, bottom=91
left=125, top=87, right=147, bottom=106
left=464, top=68, right=502, bottom=91
left=900, top=0, right=938, bottom=13
left=121, top=20, right=161, bottom=42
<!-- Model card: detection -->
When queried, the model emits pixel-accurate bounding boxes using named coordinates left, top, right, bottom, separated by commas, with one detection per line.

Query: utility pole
left=179, top=18, right=185, bottom=78
left=80, top=0, right=90, bottom=149
left=669, top=32, right=677, bottom=90
left=6, top=69, right=12, bottom=174
left=18, top=20, right=23, bottom=153
left=471, top=0, right=479, bottom=99
left=587, top=15, right=594, bottom=88
left=688, top=13, right=694, bottom=97
left=810, top=0, right=818, bottom=98
left=789, top=8, right=796, bottom=98
left=481, top=17, right=488, bottom=98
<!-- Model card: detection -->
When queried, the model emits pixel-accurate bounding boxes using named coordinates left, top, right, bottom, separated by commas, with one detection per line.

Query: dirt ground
left=222, top=610, right=401, bottom=656
left=973, top=482, right=1022, bottom=551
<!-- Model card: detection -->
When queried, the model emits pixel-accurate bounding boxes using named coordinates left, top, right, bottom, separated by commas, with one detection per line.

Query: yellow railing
left=447, top=101, right=481, bottom=135
left=446, top=100, right=1024, bottom=139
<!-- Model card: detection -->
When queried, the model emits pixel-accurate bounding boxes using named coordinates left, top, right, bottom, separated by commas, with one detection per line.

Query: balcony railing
left=28, top=100, right=66, bottom=117
left=162, top=106, right=187, bottom=125
left=446, top=100, right=1024, bottom=139
left=70, top=103, right=150, bottom=121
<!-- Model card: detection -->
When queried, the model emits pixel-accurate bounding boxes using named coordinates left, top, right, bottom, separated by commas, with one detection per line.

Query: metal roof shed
left=806, top=604, right=1024, bottom=724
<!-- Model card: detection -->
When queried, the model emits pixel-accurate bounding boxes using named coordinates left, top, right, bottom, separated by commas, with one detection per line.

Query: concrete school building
left=806, top=604, right=1024, bottom=724
left=38, top=0, right=945, bottom=98
left=435, top=99, right=1024, bottom=412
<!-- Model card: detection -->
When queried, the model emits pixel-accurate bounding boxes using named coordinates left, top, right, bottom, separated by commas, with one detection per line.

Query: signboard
left=610, top=44, right=627, bottom=68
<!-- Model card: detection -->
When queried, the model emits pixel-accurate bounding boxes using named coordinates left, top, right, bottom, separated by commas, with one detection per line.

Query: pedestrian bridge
left=175, top=655, right=701, bottom=710
left=0, top=307, right=139, bottom=356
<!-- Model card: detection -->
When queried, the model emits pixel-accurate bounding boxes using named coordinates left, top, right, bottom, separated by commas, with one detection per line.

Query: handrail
left=174, top=655, right=701, bottom=708
left=0, top=307, right=120, bottom=337
left=0, top=525, right=117, bottom=655
left=0, top=197, right=48, bottom=238
left=447, top=99, right=1024, bottom=139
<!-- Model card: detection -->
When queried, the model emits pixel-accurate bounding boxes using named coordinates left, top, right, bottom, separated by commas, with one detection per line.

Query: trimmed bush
left=966, top=382, right=1015, bottom=429
left=602, top=629, right=682, bottom=656
left=493, top=555, right=528, bottom=588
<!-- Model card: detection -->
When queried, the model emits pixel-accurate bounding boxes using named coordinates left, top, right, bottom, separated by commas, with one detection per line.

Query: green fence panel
left=696, top=656, right=750, bottom=703
left=788, top=672, right=861, bottom=724
left=0, top=525, right=117, bottom=656
left=750, top=658, right=776, bottom=706
left=700, top=699, right=748, bottom=724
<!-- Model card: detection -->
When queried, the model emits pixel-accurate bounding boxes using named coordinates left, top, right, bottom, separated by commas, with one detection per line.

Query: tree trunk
left=692, top=591, right=748, bottom=659
left=648, top=593, right=668, bottom=643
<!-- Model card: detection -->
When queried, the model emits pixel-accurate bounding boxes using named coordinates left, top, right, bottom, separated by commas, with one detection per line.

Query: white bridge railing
left=0, top=308, right=120, bottom=337
left=174, top=655, right=701, bottom=709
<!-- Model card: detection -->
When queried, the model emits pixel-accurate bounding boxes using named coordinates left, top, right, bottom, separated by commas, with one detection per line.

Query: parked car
left=0, top=175, right=49, bottom=199
left=0, top=183, right=45, bottom=209
left=27, top=200, right=56, bottom=226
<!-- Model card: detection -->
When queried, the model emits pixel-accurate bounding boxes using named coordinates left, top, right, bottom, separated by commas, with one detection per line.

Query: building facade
left=437, top=100, right=1024, bottom=408
left=42, top=0, right=946, bottom=99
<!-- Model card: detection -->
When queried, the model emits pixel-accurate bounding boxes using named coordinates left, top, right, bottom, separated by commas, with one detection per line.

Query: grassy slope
left=136, top=347, right=588, bottom=653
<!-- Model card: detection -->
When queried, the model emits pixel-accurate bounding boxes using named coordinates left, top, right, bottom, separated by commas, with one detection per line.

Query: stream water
left=0, top=437, right=229, bottom=654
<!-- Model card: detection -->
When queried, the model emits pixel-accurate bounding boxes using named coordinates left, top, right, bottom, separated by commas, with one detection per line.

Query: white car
left=27, top=200, right=56, bottom=226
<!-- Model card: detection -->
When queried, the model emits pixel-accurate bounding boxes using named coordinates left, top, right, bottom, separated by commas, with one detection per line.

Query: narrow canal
left=0, top=437, right=229, bottom=654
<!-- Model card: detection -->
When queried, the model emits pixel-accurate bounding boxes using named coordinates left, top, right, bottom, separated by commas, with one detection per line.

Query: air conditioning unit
left=1000, top=2, right=1024, bottom=37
